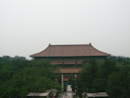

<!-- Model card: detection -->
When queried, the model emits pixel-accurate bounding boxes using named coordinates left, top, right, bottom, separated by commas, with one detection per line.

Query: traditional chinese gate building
left=30, top=43, right=110, bottom=89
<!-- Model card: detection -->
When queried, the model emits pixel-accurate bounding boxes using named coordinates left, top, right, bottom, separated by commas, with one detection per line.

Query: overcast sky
left=0, top=0, right=130, bottom=59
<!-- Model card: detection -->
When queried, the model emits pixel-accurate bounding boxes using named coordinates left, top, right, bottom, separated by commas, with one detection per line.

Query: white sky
left=0, top=0, right=130, bottom=59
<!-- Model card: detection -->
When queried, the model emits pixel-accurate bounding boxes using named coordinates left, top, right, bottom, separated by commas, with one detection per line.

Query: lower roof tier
left=55, top=67, right=82, bottom=73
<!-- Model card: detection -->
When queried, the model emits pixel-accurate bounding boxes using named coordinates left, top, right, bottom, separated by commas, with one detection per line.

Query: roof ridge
left=49, top=44, right=91, bottom=46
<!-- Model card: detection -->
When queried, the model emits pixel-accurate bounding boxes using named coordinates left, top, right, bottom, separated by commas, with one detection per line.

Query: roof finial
left=89, top=43, right=91, bottom=45
left=49, top=43, right=51, bottom=46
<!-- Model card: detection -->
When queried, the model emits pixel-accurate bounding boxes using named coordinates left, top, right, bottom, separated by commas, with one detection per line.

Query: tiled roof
left=86, top=92, right=108, bottom=97
left=55, top=67, right=82, bottom=73
left=27, top=92, right=50, bottom=97
left=30, top=43, right=110, bottom=57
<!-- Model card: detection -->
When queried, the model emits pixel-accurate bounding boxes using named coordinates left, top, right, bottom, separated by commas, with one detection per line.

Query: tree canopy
left=0, top=56, right=130, bottom=98
left=69, top=57, right=130, bottom=98
left=0, top=56, right=61, bottom=98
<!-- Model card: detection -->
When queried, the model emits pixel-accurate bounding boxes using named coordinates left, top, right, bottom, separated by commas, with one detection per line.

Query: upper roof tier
left=30, top=43, right=110, bottom=57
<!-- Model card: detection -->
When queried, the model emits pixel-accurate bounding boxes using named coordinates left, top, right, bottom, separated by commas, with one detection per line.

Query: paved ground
left=59, top=91, right=75, bottom=98
left=58, top=85, right=75, bottom=98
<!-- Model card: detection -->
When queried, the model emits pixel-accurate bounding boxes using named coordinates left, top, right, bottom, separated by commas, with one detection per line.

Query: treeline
left=0, top=56, right=130, bottom=98
left=0, top=56, right=61, bottom=98
left=69, top=56, right=130, bottom=98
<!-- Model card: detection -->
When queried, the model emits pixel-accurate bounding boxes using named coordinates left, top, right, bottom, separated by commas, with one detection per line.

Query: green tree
left=68, top=76, right=76, bottom=92
left=107, top=65, right=130, bottom=98
left=0, top=57, right=61, bottom=98
left=79, top=59, right=98, bottom=93
left=101, top=60, right=116, bottom=79
left=75, top=79, right=83, bottom=98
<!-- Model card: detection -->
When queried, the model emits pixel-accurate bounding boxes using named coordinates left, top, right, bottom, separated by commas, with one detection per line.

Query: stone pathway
left=58, top=85, right=75, bottom=98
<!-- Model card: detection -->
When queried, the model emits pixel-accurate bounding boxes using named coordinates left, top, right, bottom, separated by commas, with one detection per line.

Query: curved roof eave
left=30, top=43, right=111, bottom=57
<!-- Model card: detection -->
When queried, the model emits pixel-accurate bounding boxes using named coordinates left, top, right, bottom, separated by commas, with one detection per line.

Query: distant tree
left=73, top=57, right=130, bottom=98
left=75, top=79, right=83, bottom=98
left=0, top=58, right=61, bottom=98
left=101, top=60, right=116, bottom=79
left=79, top=59, right=99, bottom=93
left=68, top=76, right=76, bottom=92
left=107, top=65, right=130, bottom=98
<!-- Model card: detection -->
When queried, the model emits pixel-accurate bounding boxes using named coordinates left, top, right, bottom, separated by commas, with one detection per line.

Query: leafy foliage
left=1, top=56, right=130, bottom=98
left=0, top=56, right=61, bottom=98
left=79, top=59, right=99, bottom=92
left=107, top=65, right=130, bottom=98
left=68, top=77, right=76, bottom=92
left=69, top=57, right=130, bottom=98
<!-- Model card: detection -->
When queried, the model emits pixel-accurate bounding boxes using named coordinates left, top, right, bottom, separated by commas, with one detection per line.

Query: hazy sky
left=0, top=0, right=130, bottom=59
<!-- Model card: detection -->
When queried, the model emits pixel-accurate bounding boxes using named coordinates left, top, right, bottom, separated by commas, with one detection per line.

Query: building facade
left=30, top=43, right=110, bottom=89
